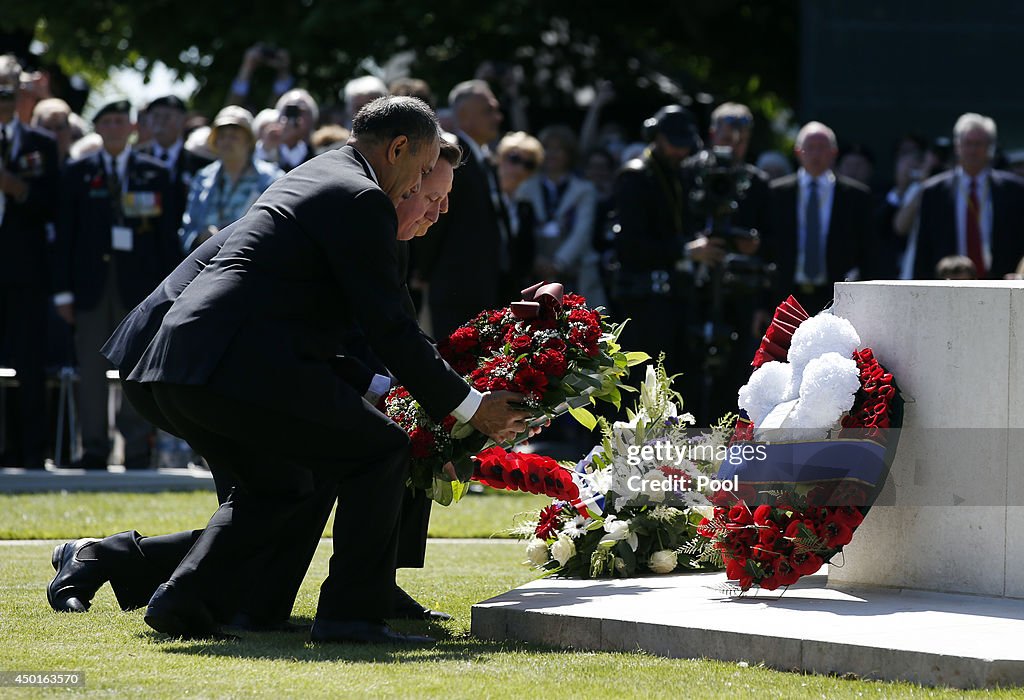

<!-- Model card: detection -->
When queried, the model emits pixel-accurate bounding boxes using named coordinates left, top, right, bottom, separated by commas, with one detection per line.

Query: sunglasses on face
left=718, top=115, right=752, bottom=129
left=0, top=87, right=15, bottom=101
left=504, top=152, right=537, bottom=171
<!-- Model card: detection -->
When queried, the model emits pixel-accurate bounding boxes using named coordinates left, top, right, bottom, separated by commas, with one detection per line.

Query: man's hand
left=687, top=236, right=727, bottom=265
left=470, top=390, right=534, bottom=443
left=56, top=303, right=74, bottom=326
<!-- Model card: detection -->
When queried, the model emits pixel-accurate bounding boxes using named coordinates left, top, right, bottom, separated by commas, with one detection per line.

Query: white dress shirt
left=796, top=168, right=836, bottom=285
left=279, top=140, right=309, bottom=170
left=954, top=166, right=993, bottom=271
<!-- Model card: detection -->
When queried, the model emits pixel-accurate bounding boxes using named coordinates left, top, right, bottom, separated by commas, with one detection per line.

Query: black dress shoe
left=392, top=605, right=453, bottom=622
left=310, top=618, right=434, bottom=645
left=71, top=453, right=108, bottom=470
left=223, top=613, right=310, bottom=634
left=47, top=538, right=105, bottom=612
left=145, top=583, right=229, bottom=640
left=392, top=584, right=452, bottom=622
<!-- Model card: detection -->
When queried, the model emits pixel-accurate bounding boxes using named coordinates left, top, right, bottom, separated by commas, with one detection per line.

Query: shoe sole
left=45, top=543, right=68, bottom=609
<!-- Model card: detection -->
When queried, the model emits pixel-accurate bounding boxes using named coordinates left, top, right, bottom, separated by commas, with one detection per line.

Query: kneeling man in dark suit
left=69, top=97, right=528, bottom=644
left=48, top=141, right=469, bottom=631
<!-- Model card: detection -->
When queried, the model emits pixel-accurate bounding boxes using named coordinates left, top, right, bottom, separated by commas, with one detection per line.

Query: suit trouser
left=74, top=269, right=151, bottom=463
left=0, top=284, right=48, bottom=468
left=96, top=381, right=427, bottom=620
left=146, top=382, right=409, bottom=622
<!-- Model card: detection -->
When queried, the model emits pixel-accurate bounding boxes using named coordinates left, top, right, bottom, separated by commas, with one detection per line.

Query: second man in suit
left=763, top=121, right=875, bottom=314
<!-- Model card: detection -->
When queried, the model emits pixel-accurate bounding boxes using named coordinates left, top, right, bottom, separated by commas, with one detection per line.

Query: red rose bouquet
left=386, top=281, right=647, bottom=505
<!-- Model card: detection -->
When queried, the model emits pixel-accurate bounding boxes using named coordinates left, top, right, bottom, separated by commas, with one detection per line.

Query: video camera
left=686, top=145, right=772, bottom=293
left=688, top=145, right=755, bottom=240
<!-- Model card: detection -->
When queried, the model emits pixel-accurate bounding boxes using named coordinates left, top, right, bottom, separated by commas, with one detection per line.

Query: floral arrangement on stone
left=693, top=296, right=903, bottom=592
left=513, top=361, right=736, bottom=578
left=385, top=282, right=648, bottom=505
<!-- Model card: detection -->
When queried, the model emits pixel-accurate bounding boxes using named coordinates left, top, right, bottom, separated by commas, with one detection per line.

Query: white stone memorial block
left=828, top=280, right=1023, bottom=597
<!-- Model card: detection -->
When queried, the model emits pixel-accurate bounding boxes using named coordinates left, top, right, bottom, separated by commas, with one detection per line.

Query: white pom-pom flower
left=783, top=352, right=860, bottom=439
left=786, top=314, right=861, bottom=393
left=738, top=361, right=793, bottom=427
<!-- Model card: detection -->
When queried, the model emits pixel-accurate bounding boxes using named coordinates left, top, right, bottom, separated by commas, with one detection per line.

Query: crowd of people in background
left=3, top=43, right=1024, bottom=471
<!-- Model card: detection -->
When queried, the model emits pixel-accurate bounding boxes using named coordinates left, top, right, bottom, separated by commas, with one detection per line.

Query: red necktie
left=966, top=178, right=986, bottom=277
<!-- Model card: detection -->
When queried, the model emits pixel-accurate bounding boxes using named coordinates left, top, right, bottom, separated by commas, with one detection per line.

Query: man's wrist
left=452, top=387, right=484, bottom=423
left=363, top=373, right=392, bottom=406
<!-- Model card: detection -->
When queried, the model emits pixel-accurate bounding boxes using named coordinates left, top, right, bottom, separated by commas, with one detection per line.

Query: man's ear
left=387, top=135, right=410, bottom=164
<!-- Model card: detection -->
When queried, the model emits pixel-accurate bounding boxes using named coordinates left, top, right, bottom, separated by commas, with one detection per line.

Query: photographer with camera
left=272, top=89, right=318, bottom=172
left=682, top=102, right=772, bottom=422
left=611, top=105, right=705, bottom=395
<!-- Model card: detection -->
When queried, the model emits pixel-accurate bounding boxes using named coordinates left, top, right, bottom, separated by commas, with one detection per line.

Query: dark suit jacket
left=113, top=145, right=469, bottom=426
left=54, top=149, right=181, bottom=311
left=763, top=172, right=876, bottom=302
left=412, top=134, right=508, bottom=335
left=0, top=123, right=59, bottom=288
left=614, top=150, right=689, bottom=271
left=137, top=143, right=212, bottom=232
left=913, top=169, right=1024, bottom=279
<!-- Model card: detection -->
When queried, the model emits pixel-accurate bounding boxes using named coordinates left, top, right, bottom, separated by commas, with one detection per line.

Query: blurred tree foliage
left=2, top=1, right=797, bottom=145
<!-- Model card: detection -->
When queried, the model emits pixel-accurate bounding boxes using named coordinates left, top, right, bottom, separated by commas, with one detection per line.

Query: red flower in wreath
left=535, top=503, right=564, bottom=540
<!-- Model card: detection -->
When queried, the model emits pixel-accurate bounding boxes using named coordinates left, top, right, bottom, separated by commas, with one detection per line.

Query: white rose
left=600, top=516, right=639, bottom=551
left=640, top=469, right=669, bottom=502
left=525, top=538, right=550, bottom=566
left=648, top=549, right=678, bottom=574
left=550, top=534, right=577, bottom=566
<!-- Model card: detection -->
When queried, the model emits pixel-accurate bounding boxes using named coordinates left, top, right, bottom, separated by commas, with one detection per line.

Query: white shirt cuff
left=451, top=388, right=484, bottom=423
left=363, top=373, right=392, bottom=405
left=53, top=292, right=74, bottom=306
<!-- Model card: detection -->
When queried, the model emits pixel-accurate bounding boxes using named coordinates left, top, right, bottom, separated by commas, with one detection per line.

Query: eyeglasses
left=503, top=152, right=537, bottom=171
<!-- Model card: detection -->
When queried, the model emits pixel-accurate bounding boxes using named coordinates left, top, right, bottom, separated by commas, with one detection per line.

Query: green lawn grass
left=1, top=539, right=1008, bottom=699
left=0, top=489, right=548, bottom=540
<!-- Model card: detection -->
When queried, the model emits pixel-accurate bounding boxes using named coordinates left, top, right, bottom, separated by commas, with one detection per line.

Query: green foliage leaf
left=624, top=351, right=651, bottom=367
left=568, top=404, right=598, bottom=431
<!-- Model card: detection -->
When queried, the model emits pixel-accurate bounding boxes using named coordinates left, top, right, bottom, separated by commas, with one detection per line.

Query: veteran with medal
left=53, top=98, right=181, bottom=470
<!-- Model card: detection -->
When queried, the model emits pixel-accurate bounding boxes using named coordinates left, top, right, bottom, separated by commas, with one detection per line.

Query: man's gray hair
left=343, top=76, right=388, bottom=112
left=0, top=54, right=22, bottom=83
left=796, top=121, right=837, bottom=149
left=447, top=79, right=492, bottom=110
left=954, top=112, right=997, bottom=145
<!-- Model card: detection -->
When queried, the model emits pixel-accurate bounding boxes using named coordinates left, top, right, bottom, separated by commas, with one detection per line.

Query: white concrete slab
left=829, top=281, right=1019, bottom=596
left=472, top=567, right=1024, bottom=689
left=0, top=466, right=215, bottom=493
